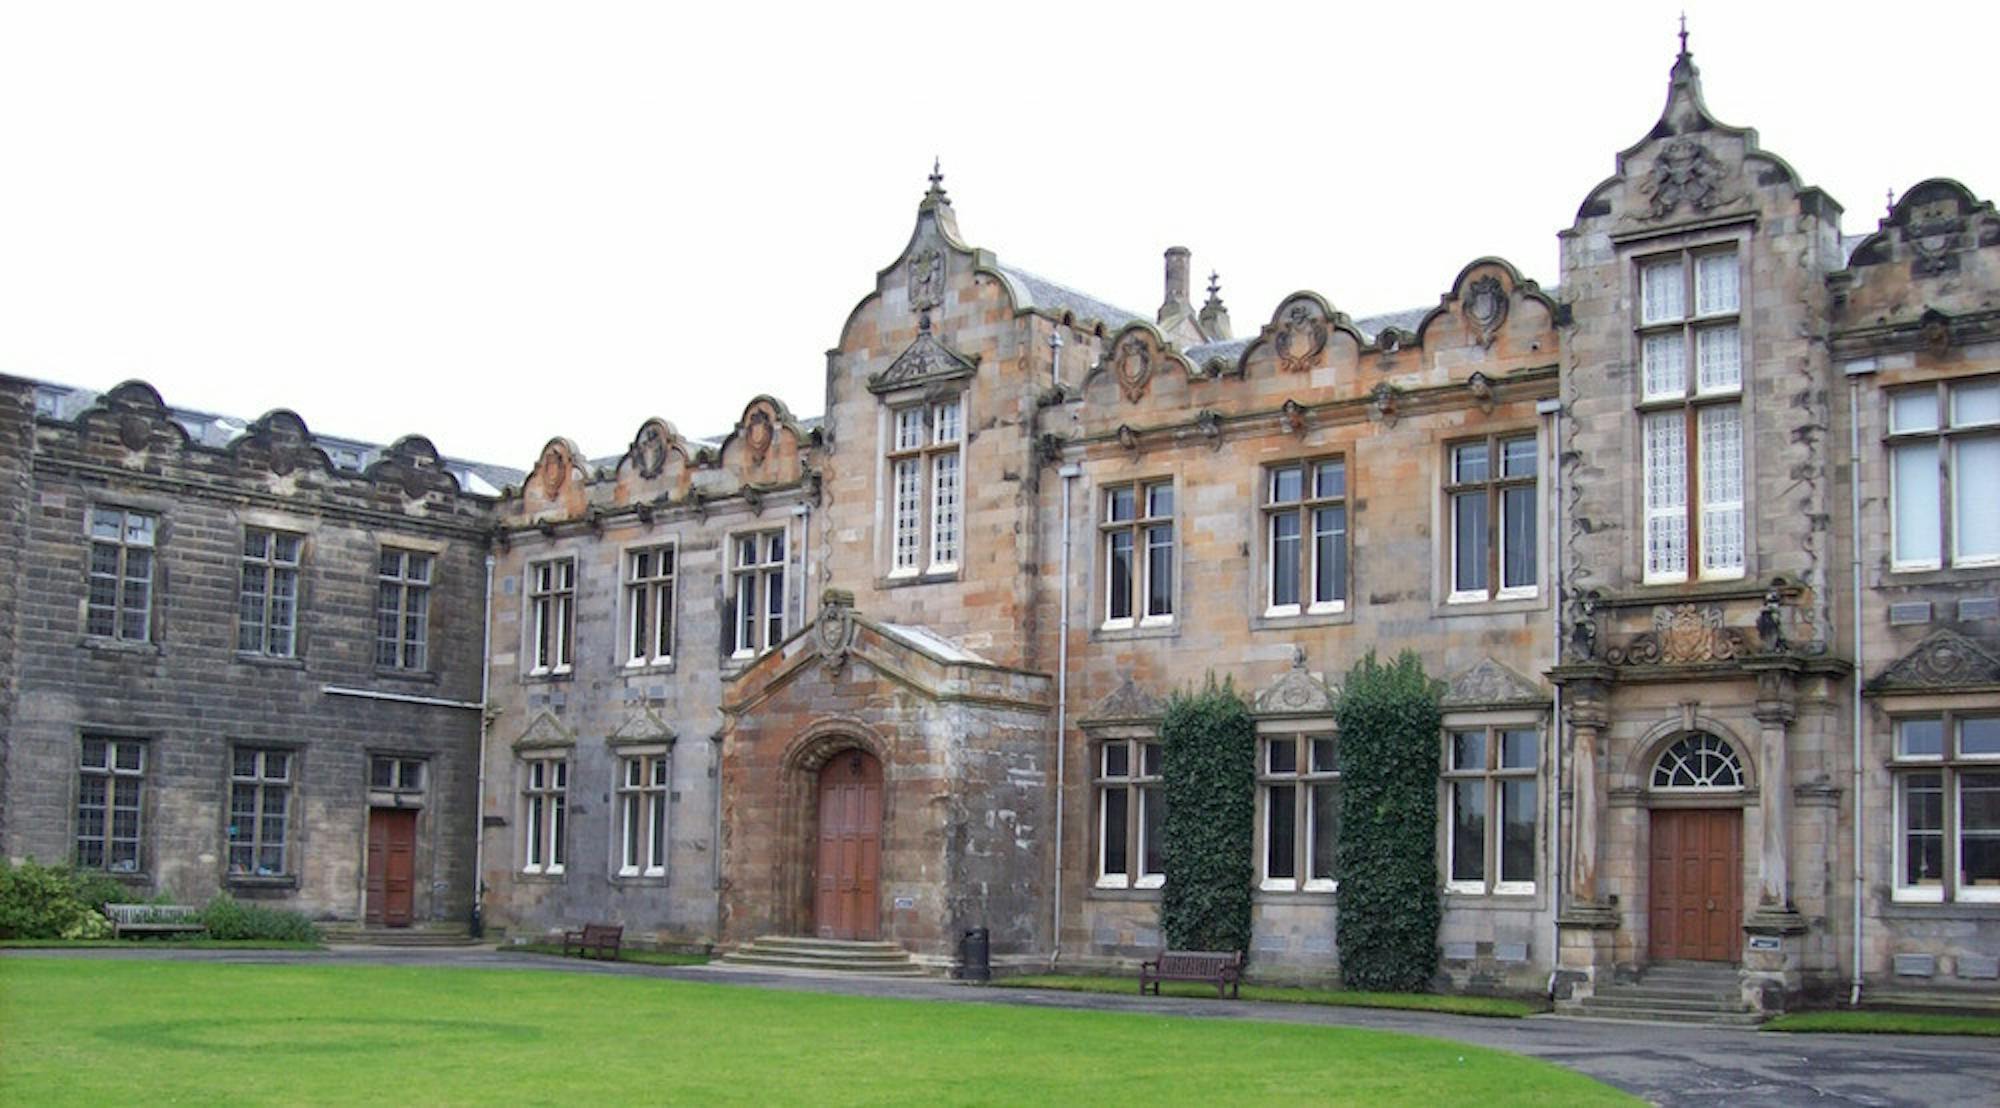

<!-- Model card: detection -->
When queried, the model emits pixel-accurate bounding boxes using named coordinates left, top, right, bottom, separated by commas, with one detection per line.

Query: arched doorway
left=1647, top=732, right=1745, bottom=962
left=814, top=749, right=882, bottom=940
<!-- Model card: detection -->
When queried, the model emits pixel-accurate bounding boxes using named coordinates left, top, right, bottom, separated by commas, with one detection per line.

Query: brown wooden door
left=366, top=808, right=418, bottom=928
left=1649, top=808, right=1742, bottom=962
left=814, top=751, right=882, bottom=940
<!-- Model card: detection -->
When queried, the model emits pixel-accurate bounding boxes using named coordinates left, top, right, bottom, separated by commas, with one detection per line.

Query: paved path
left=7, top=945, right=1996, bottom=1107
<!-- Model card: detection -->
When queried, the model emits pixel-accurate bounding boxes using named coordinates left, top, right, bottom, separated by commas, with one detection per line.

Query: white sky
left=4, top=1, right=1996, bottom=469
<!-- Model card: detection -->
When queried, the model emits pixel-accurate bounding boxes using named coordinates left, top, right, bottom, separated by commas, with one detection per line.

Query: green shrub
left=0, top=860, right=119, bottom=940
left=1333, top=650, right=1444, bottom=991
left=198, top=896, right=319, bottom=943
left=1159, top=675, right=1256, bottom=955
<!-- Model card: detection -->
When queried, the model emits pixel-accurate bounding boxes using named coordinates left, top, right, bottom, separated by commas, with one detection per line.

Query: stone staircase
left=719, top=935, right=927, bottom=977
left=320, top=922, right=485, bottom=948
left=1574, top=960, right=1762, bottom=1026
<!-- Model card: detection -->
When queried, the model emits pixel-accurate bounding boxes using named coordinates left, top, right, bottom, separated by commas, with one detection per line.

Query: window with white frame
left=1101, top=481, right=1174, bottom=627
left=522, top=757, right=568, bottom=875
left=76, top=737, right=145, bottom=873
left=1889, top=378, right=2000, bottom=571
left=617, top=754, right=670, bottom=877
left=528, top=558, right=575, bottom=675
left=624, top=545, right=676, bottom=667
left=1638, top=247, right=1744, bottom=582
left=227, top=748, right=291, bottom=877
left=1893, top=715, right=2000, bottom=903
left=729, top=529, right=787, bottom=657
left=1446, top=435, right=1538, bottom=601
left=376, top=549, right=432, bottom=671
left=887, top=398, right=964, bottom=575
left=1095, top=738, right=1164, bottom=888
left=1259, top=735, right=1340, bottom=892
left=1444, top=726, right=1538, bottom=894
left=1264, top=459, right=1347, bottom=616
left=237, top=528, right=302, bottom=657
left=86, top=507, right=156, bottom=642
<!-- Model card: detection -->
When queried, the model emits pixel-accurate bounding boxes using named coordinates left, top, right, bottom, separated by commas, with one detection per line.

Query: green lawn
left=0, top=938, right=320, bottom=950
left=0, top=958, right=1630, bottom=1105
left=1763, top=1010, right=2000, bottom=1037
left=995, top=973, right=1541, bottom=1018
left=510, top=941, right=710, bottom=967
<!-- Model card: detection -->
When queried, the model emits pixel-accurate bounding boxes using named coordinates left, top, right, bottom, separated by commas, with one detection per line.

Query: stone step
left=1606, top=984, right=1748, bottom=1003
left=1583, top=993, right=1751, bottom=1015
left=1573, top=1005, right=1765, bottom=1027
left=749, top=935, right=909, bottom=953
left=321, top=926, right=482, bottom=947
left=719, top=951, right=928, bottom=976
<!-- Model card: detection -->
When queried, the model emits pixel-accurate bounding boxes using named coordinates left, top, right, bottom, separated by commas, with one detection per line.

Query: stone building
left=0, top=375, right=500, bottom=926
left=5, top=33, right=1997, bottom=1013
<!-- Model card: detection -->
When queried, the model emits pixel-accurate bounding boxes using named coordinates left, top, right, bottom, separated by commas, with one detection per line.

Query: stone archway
left=1645, top=731, right=1747, bottom=963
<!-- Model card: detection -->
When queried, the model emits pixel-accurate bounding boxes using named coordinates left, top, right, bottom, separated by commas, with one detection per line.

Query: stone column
left=1744, top=665, right=1806, bottom=1013
left=1755, top=696, right=1795, bottom=910
left=1557, top=677, right=1618, bottom=929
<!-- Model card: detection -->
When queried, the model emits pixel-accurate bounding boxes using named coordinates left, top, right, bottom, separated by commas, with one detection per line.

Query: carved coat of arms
left=1640, top=140, right=1725, bottom=221
left=1464, top=275, right=1508, bottom=346
left=1903, top=199, right=1965, bottom=275
left=629, top=421, right=669, bottom=479
left=745, top=409, right=775, bottom=465
left=1113, top=336, right=1152, bottom=402
left=1274, top=302, right=1328, bottom=373
left=908, top=247, right=944, bottom=311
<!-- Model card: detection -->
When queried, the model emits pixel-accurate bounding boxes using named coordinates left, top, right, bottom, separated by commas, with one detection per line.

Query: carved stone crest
left=1640, top=140, right=1726, bottom=221
left=1112, top=335, right=1152, bottom=402
left=118, top=414, right=151, bottom=451
left=907, top=246, right=945, bottom=311
left=1904, top=197, right=1965, bottom=276
left=1252, top=649, right=1337, bottom=715
left=816, top=589, right=858, bottom=672
left=1441, top=658, right=1545, bottom=709
left=867, top=314, right=978, bottom=394
left=1084, top=676, right=1164, bottom=723
left=1607, top=604, right=1750, bottom=666
left=628, top=420, right=670, bottom=479
left=745, top=409, right=775, bottom=465
left=1869, top=629, right=2000, bottom=691
left=1464, top=275, right=1508, bottom=346
left=536, top=440, right=573, bottom=497
left=1274, top=301, right=1328, bottom=373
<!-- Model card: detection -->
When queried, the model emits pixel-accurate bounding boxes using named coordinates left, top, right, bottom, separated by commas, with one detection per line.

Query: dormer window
left=1639, top=247, right=1744, bottom=583
left=886, top=398, right=963, bottom=577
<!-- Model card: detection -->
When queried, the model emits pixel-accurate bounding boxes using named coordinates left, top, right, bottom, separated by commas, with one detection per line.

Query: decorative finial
left=929, top=157, right=942, bottom=191
left=1887, top=187, right=1897, bottom=217
left=1677, top=12, right=1689, bottom=58
left=1206, top=271, right=1221, bottom=300
left=921, top=157, right=951, bottom=209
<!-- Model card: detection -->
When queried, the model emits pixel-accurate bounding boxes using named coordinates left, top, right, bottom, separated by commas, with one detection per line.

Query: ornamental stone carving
left=1252, top=649, right=1337, bottom=715
left=607, top=707, right=678, bottom=747
left=1606, top=604, right=1751, bottom=666
left=907, top=246, right=945, bottom=311
left=1463, top=275, right=1508, bottom=347
left=816, top=588, right=858, bottom=672
left=1274, top=300, right=1329, bottom=373
left=1639, top=139, right=1727, bottom=221
left=1441, top=657, right=1545, bottom=709
left=627, top=419, right=672, bottom=479
left=1869, top=629, right=2000, bottom=691
left=745, top=408, right=775, bottom=465
left=1084, top=675, right=1164, bottom=723
left=1112, top=335, right=1152, bottom=402
left=868, top=313, right=978, bottom=394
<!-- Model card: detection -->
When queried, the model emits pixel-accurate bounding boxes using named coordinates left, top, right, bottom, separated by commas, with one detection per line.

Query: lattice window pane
left=1643, top=412, right=1688, bottom=578
left=892, top=458, right=921, bottom=570
left=1696, top=324, right=1741, bottom=393
left=930, top=451, right=961, bottom=568
left=1642, top=332, right=1687, bottom=400
left=1642, top=259, right=1686, bottom=323
left=1695, top=252, right=1739, bottom=315
left=1699, top=404, right=1744, bottom=573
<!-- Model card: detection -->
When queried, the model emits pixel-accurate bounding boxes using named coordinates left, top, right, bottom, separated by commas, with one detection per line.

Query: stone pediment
left=1252, top=655, right=1337, bottom=716
left=1441, top=657, right=1547, bottom=709
left=512, top=711, right=576, bottom=751
left=606, top=707, right=677, bottom=747
left=867, top=317, right=978, bottom=394
left=1868, top=630, right=2000, bottom=693
left=1082, top=676, right=1164, bottom=724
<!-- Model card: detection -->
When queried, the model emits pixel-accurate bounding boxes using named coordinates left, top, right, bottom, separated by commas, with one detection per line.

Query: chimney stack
left=1158, top=246, right=1193, bottom=324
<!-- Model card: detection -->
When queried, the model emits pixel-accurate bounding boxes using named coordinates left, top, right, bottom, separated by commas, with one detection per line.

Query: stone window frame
left=620, top=540, right=678, bottom=671
left=614, top=751, right=671, bottom=879
left=1256, top=733, right=1340, bottom=893
left=1440, top=717, right=1543, bottom=899
left=1442, top=431, right=1540, bottom=605
left=1885, top=375, right=2000, bottom=573
left=883, top=394, right=965, bottom=581
left=1889, top=712, right=2000, bottom=904
left=525, top=555, right=576, bottom=677
left=368, top=754, right=426, bottom=798
left=1260, top=456, right=1349, bottom=620
left=726, top=526, right=788, bottom=660
left=76, top=735, right=147, bottom=875
left=1633, top=241, right=1748, bottom=585
left=226, top=746, right=294, bottom=881
left=236, top=526, right=303, bottom=659
left=84, top=505, right=157, bottom=643
left=376, top=547, right=434, bottom=673
left=1097, top=477, right=1177, bottom=632
left=520, top=754, right=569, bottom=877
left=1094, top=737, right=1165, bottom=890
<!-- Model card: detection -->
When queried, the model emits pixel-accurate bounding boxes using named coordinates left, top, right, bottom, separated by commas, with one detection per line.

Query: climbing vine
left=1333, top=649, right=1443, bottom=991
left=1159, top=676, right=1256, bottom=954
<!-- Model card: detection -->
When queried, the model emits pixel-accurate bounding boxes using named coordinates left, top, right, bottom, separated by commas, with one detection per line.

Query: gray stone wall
left=0, top=377, right=30, bottom=851
left=2, top=380, right=490, bottom=924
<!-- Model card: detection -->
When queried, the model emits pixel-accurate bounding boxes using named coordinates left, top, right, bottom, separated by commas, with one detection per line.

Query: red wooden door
left=1649, top=808, right=1742, bottom=962
left=814, top=751, right=882, bottom=940
left=366, top=808, right=418, bottom=928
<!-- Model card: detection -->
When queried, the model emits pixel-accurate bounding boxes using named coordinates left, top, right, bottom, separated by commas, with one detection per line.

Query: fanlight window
left=1651, top=732, right=1744, bottom=790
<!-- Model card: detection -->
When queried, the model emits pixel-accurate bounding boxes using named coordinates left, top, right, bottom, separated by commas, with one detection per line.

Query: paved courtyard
left=7, top=946, right=1993, bottom=1107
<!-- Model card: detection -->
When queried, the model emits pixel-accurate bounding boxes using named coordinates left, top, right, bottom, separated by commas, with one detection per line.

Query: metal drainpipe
left=1049, top=326, right=1072, bottom=970
left=1845, top=367, right=1872, bottom=1006
left=472, top=553, right=495, bottom=937
left=1537, top=397, right=1563, bottom=990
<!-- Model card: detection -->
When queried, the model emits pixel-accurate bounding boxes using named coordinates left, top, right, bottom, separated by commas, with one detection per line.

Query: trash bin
left=959, top=926, right=991, bottom=982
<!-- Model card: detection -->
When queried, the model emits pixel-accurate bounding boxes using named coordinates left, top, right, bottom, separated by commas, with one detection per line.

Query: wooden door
left=1648, top=808, right=1742, bottom=962
left=814, top=751, right=882, bottom=941
left=366, top=808, right=418, bottom=928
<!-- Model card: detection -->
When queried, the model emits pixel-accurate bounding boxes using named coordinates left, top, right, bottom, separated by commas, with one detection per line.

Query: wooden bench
left=1140, top=949, right=1244, bottom=999
left=561, top=923, right=623, bottom=960
left=104, top=903, right=206, bottom=939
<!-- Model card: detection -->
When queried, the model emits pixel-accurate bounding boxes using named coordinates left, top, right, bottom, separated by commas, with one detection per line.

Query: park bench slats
left=103, top=903, right=206, bottom=939
left=1139, top=949, right=1243, bottom=999
left=562, top=923, right=623, bottom=959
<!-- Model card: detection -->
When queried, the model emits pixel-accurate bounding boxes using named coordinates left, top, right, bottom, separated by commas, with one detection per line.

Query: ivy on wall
left=1159, top=676, right=1256, bottom=954
left=1333, top=650, right=1444, bottom=991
